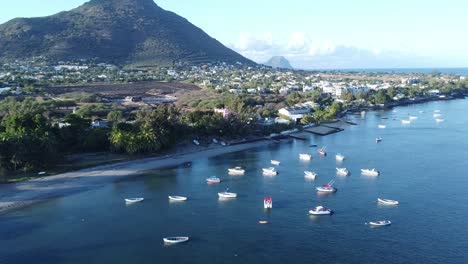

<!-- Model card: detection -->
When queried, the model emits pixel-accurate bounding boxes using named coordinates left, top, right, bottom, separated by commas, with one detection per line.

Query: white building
left=278, top=106, right=311, bottom=121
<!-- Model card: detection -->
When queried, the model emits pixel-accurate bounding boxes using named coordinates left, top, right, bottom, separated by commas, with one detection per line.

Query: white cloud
left=229, top=32, right=441, bottom=69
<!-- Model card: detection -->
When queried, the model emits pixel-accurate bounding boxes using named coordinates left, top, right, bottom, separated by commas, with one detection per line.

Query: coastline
left=0, top=138, right=281, bottom=214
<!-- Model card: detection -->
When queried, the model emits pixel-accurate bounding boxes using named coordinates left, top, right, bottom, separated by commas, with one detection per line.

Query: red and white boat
left=264, top=196, right=272, bottom=209
left=206, top=176, right=221, bottom=184
left=317, top=147, right=327, bottom=156
left=316, top=180, right=337, bottom=192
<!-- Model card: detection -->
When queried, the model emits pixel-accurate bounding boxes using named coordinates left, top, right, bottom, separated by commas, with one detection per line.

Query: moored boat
left=163, top=237, right=189, bottom=244
left=125, top=198, right=144, bottom=203
left=262, top=167, right=278, bottom=175
left=316, top=180, right=337, bottom=192
left=376, top=137, right=382, bottom=143
left=299, top=154, right=312, bottom=160
left=317, top=147, right=327, bottom=156
left=169, top=196, right=188, bottom=201
left=336, top=167, right=349, bottom=176
left=409, top=116, right=418, bottom=120
left=304, top=171, right=317, bottom=180
left=433, top=113, right=442, bottom=118
left=271, top=160, right=281, bottom=166
left=228, top=166, right=245, bottom=175
left=361, top=168, right=380, bottom=176
left=218, top=190, right=237, bottom=198
left=435, top=118, right=445, bottom=123
left=367, top=220, right=391, bottom=227
left=377, top=198, right=399, bottom=205
left=335, top=154, right=345, bottom=161
left=401, top=119, right=411, bottom=124
left=206, top=176, right=221, bottom=183
left=309, top=205, right=333, bottom=215
left=264, top=196, right=272, bottom=209
left=193, top=139, right=200, bottom=146
left=378, top=125, right=386, bottom=129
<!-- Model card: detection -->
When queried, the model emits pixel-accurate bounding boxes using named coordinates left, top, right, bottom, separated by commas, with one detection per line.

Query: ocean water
left=1, top=99, right=468, bottom=264
left=320, top=68, right=468, bottom=76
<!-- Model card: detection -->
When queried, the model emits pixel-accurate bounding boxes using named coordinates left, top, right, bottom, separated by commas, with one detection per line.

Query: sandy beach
left=0, top=139, right=279, bottom=214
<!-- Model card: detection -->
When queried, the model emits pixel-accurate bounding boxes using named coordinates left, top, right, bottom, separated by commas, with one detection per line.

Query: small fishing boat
left=304, top=171, right=317, bottom=180
left=220, top=141, right=227, bottom=146
left=377, top=198, right=399, bottom=205
left=212, top=138, right=219, bottom=144
left=309, top=144, right=318, bottom=147
left=125, top=198, right=144, bottom=203
left=361, top=169, right=380, bottom=176
left=169, top=196, right=188, bottom=201
left=262, top=167, right=278, bottom=175
left=435, top=118, right=445, bottom=123
left=433, top=113, right=442, bottom=118
left=193, top=139, right=200, bottom=146
left=316, top=180, right=337, bottom=192
left=367, top=220, right=391, bottom=227
left=335, top=154, right=345, bottom=162
left=419, top=110, right=424, bottom=114
left=409, top=116, right=418, bottom=120
left=38, top=171, right=47, bottom=175
left=336, top=167, right=349, bottom=176
left=317, top=147, right=327, bottom=156
left=206, top=176, right=221, bottom=183
left=378, top=125, right=386, bottom=129
left=376, top=137, right=382, bottom=143
left=434, top=109, right=441, bottom=113
left=299, top=154, right=312, bottom=160
left=271, top=160, right=281, bottom=166
left=264, top=196, right=272, bottom=209
left=228, top=166, right=245, bottom=175
left=259, top=220, right=269, bottom=224
left=163, top=237, right=189, bottom=244
left=218, top=190, right=237, bottom=198
left=401, top=119, right=411, bottom=124
left=309, top=205, right=333, bottom=215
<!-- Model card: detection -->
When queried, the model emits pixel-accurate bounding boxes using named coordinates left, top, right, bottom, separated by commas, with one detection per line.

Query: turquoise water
left=1, top=99, right=468, bottom=264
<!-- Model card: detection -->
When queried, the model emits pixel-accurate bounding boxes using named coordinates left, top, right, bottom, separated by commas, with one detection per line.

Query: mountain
left=0, top=0, right=254, bottom=66
left=264, top=56, right=293, bottom=69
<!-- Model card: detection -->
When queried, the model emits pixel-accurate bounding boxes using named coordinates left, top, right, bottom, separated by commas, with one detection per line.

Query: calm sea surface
left=319, top=68, right=468, bottom=76
left=1, top=99, right=468, bottom=264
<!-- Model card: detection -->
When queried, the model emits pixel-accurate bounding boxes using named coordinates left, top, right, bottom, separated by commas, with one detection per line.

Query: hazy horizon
left=1, top=0, right=467, bottom=69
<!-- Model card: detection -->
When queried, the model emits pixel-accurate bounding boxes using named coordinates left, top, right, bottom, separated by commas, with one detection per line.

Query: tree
left=107, top=110, right=124, bottom=124
left=300, top=114, right=314, bottom=125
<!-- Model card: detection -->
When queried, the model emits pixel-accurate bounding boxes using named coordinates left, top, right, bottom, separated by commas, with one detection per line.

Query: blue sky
left=1, top=0, right=467, bottom=68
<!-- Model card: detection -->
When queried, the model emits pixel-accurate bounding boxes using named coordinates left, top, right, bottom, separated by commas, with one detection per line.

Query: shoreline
left=0, top=138, right=281, bottom=214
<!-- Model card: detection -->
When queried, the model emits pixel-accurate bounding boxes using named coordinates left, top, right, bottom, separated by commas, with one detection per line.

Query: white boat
left=419, top=110, right=424, bottom=114
left=309, top=205, right=333, bottom=215
left=259, top=220, right=269, bottom=224
left=376, top=137, right=382, bottom=143
left=316, top=180, right=337, bottom=192
left=125, top=198, right=144, bottom=203
left=409, top=116, right=418, bottom=120
left=435, top=118, right=445, bottom=123
left=212, top=138, right=219, bottom=144
left=193, top=139, right=200, bottom=146
left=264, top=196, right=272, bottom=209
left=299, top=154, right=312, bottom=160
left=262, top=167, right=278, bottom=175
left=163, top=237, right=189, bottom=244
left=218, top=191, right=237, bottom=198
left=378, top=125, right=386, bottom=129
left=304, top=171, right=317, bottom=180
left=361, top=169, right=380, bottom=176
left=206, top=176, right=221, bottom=183
left=169, top=196, right=188, bottom=201
left=335, top=154, right=345, bottom=162
left=271, top=160, right=281, bottom=166
left=434, top=109, right=441, bottom=113
left=433, top=113, right=442, bottom=118
left=368, top=220, right=391, bottom=227
left=336, top=167, right=349, bottom=176
left=228, top=166, right=245, bottom=175
left=220, top=141, right=227, bottom=146
left=377, top=198, right=399, bottom=205
left=401, top=119, right=411, bottom=124
left=317, top=147, right=327, bottom=156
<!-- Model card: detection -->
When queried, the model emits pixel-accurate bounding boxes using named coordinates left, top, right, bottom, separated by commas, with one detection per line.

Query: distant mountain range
left=0, top=0, right=254, bottom=66
left=264, top=56, right=293, bottom=69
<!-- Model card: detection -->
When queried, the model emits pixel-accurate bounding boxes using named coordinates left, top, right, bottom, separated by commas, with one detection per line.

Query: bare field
left=45, top=81, right=201, bottom=98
